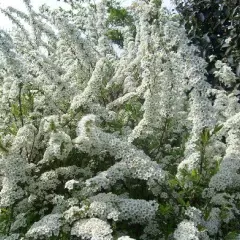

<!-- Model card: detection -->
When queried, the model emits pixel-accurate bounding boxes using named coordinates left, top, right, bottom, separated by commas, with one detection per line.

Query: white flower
left=71, top=218, right=113, bottom=240
left=225, top=37, right=232, bottom=44
left=214, top=60, right=236, bottom=86
left=10, top=213, right=27, bottom=232
left=26, top=214, right=62, bottom=239
left=118, top=237, right=136, bottom=240
left=174, top=220, right=199, bottom=240
left=65, top=179, right=79, bottom=191
left=87, top=193, right=158, bottom=224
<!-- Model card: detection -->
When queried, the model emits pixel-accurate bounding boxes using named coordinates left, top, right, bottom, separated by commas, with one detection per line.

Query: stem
left=61, top=107, right=83, bottom=128
left=200, top=146, right=205, bottom=174
left=150, top=117, right=169, bottom=158
left=6, top=206, right=13, bottom=236
left=0, top=143, right=9, bottom=153
left=199, top=138, right=207, bottom=175
left=18, top=83, right=24, bottom=127
left=8, top=101, right=18, bottom=124
left=28, top=133, right=36, bottom=163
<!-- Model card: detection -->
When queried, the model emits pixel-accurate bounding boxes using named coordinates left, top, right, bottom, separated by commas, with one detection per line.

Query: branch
left=18, top=82, right=24, bottom=127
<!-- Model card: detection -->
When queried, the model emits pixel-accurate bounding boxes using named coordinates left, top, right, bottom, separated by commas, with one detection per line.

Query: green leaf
left=212, top=124, right=223, bottom=135
left=11, top=103, right=20, bottom=117
left=177, top=197, right=186, bottom=206
left=197, top=224, right=206, bottom=231
left=159, top=203, right=172, bottom=215
left=0, top=208, right=11, bottom=234
left=224, top=231, right=239, bottom=240
left=200, top=127, right=210, bottom=145
left=168, top=178, right=179, bottom=188
left=50, top=120, right=57, bottom=132
left=106, top=29, right=124, bottom=47
left=0, top=137, right=8, bottom=153
left=190, top=169, right=200, bottom=182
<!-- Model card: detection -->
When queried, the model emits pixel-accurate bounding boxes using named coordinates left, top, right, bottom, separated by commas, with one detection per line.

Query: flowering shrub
left=0, top=0, right=239, bottom=239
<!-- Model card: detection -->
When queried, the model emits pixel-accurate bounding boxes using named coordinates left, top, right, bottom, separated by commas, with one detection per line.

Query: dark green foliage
left=106, top=29, right=124, bottom=48
left=174, top=0, right=240, bottom=87
left=106, top=0, right=135, bottom=48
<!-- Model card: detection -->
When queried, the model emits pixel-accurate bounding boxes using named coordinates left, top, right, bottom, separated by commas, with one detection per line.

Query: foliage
left=0, top=0, right=239, bottom=239
left=173, top=0, right=240, bottom=88
left=105, top=0, right=135, bottom=48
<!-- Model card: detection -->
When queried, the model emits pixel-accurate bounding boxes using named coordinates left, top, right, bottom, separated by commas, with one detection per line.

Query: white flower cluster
left=25, top=214, right=62, bottom=239
left=87, top=193, right=158, bottom=224
left=26, top=170, right=62, bottom=204
left=210, top=193, right=240, bottom=224
left=10, top=213, right=27, bottom=232
left=71, top=218, right=113, bottom=240
left=71, top=58, right=112, bottom=112
left=214, top=60, right=236, bottom=87
left=41, top=131, right=73, bottom=163
left=0, top=154, right=28, bottom=207
left=11, top=124, right=37, bottom=154
left=65, top=179, right=79, bottom=191
left=0, top=234, right=21, bottom=240
left=209, top=128, right=240, bottom=191
left=118, top=237, right=135, bottom=240
left=204, top=208, right=221, bottom=236
left=173, top=220, right=200, bottom=240
left=63, top=206, right=85, bottom=224
left=74, top=114, right=166, bottom=195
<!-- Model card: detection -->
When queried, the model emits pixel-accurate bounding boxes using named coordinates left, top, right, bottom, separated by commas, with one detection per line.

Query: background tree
left=173, top=0, right=240, bottom=89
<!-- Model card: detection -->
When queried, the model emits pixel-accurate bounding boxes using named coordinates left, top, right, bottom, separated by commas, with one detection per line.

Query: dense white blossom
left=118, top=237, right=136, bottom=240
left=87, top=193, right=158, bottom=224
left=0, top=0, right=239, bottom=239
left=214, top=60, right=236, bottom=86
left=25, top=214, right=62, bottom=239
left=0, top=234, right=20, bottom=240
left=173, top=220, right=200, bottom=240
left=41, top=131, right=72, bottom=163
left=209, top=128, right=240, bottom=191
left=74, top=114, right=166, bottom=195
left=71, top=218, right=113, bottom=240
left=0, top=154, right=28, bottom=207
left=63, top=206, right=85, bottom=224
left=10, top=213, right=27, bottom=232
left=65, top=179, right=79, bottom=191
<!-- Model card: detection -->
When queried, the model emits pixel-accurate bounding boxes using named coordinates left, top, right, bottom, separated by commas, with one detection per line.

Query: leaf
left=177, top=197, right=186, bottom=206
left=197, top=224, right=206, bottom=231
left=168, top=178, right=179, bottom=188
left=202, top=34, right=210, bottom=43
left=212, top=124, right=223, bottom=135
left=198, top=13, right=205, bottom=22
left=190, top=169, right=200, bottom=181
left=11, top=103, right=20, bottom=117
left=50, top=120, right=57, bottom=132
left=0, top=137, right=8, bottom=153
left=224, top=231, right=239, bottom=240
left=201, top=127, right=210, bottom=145
left=236, top=64, right=240, bottom=77
left=60, top=142, right=64, bottom=155
left=159, top=204, right=172, bottom=215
